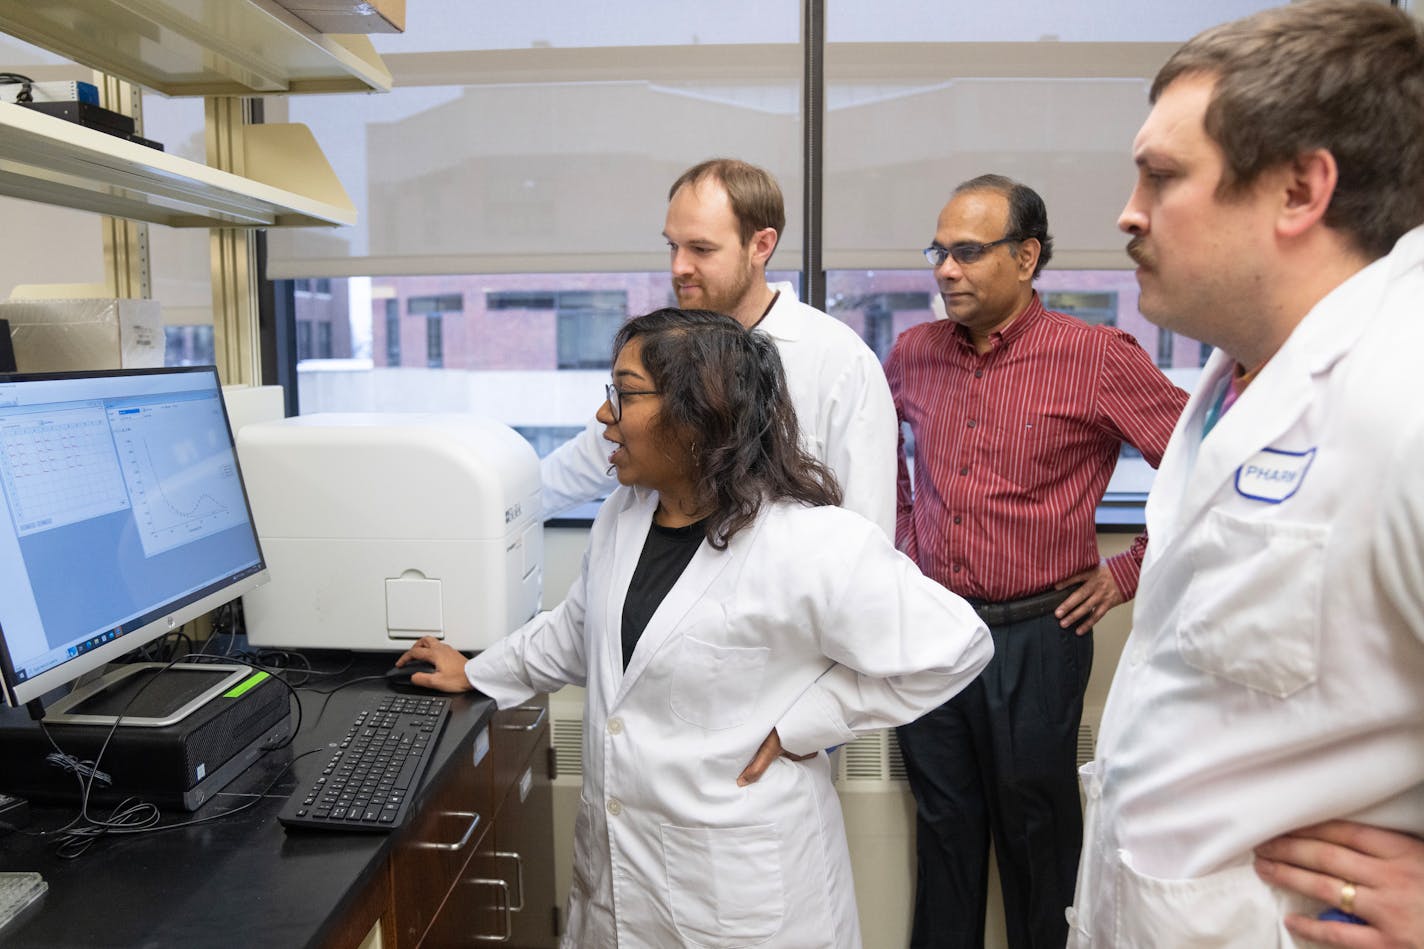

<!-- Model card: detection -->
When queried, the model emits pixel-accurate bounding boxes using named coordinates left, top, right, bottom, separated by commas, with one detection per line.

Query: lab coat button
left=607, top=717, right=624, bottom=735
left=606, top=798, right=623, bottom=816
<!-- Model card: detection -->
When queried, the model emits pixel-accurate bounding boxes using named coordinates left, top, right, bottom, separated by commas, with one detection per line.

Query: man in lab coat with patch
left=1070, top=2, right=1424, bottom=945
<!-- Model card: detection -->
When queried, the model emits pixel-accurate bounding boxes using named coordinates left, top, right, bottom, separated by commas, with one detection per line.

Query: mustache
left=1126, top=236, right=1153, bottom=268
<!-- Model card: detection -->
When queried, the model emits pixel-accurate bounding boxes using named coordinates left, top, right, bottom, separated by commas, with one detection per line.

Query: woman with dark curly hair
left=398, top=308, right=990, bottom=949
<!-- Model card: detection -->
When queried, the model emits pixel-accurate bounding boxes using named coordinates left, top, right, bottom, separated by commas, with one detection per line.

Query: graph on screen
left=0, top=406, right=130, bottom=537
left=108, top=398, right=249, bottom=557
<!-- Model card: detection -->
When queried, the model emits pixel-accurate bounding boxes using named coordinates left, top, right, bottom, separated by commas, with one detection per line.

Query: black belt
left=965, top=585, right=1078, bottom=627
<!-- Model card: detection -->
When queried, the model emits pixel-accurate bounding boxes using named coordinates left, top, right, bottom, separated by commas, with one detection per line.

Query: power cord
left=0, top=71, right=35, bottom=103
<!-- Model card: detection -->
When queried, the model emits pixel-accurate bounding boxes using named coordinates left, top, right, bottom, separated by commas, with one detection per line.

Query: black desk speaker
left=0, top=318, right=15, bottom=372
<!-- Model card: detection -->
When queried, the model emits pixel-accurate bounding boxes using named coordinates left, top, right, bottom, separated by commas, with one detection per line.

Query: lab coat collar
left=1147, top=229, right=1416, bottom=548
left=755, top=282, right=803, bottom=342
left=606, top=488, right=736, bottom=704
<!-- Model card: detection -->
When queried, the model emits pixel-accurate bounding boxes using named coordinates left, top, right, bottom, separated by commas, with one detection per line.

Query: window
left=383, top=298, right=400, bottom=366
left=488, top=291, right=558, bottom=311
left=513, top=425, right=588, bottom=459
left=409, top=294, right=463, bottom=316
left=426, top=315, right=444, bottom=368
left=408, top=294, right=462, bottom=369
left=1042, top=291, right=1117, bottom=327
left=164, top=326, right=215, bottom=365
left=828, top=290, right=933, bottom=361
left=486, top=288, right=630, bottom=369
left=297, top=322, right=314, bottom=361
left=556, top=291, right=628, bottom=370
left=262, top=3, right=1283, bottom=505
left=1157, top=323, right=1176, bottom=368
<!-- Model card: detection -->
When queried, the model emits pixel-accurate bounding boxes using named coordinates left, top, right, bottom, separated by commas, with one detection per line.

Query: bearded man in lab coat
left=538, top=157, right=898, bottom=537
left=1069, top=2, right=1424, bottom=946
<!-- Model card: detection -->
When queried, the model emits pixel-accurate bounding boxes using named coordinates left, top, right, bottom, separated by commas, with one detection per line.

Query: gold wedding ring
left=1339, top=881, right=1357, bottom=915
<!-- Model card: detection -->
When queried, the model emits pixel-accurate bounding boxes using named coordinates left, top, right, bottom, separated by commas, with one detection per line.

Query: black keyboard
left=279, top=694, right=451, bottom=832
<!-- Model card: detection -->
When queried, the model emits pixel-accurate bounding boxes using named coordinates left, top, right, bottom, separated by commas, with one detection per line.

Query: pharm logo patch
left=1235, top=447, right=1316, bottom=503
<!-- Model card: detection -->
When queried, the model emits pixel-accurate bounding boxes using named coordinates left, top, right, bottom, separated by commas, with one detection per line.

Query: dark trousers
left=897, top=612, right=1092, bottom=949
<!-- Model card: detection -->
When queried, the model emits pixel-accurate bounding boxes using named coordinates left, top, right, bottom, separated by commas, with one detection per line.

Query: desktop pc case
left=236, top=413, right=543, bottom=652
left=0, top=663, right=291, bottom=811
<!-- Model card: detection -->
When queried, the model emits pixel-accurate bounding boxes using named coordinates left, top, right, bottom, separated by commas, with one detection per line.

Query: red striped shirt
left=885, top=294, right=1188, bottom=602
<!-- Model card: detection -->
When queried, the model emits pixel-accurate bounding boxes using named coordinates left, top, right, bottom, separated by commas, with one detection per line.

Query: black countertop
left=0, top=658, right=495, bottom=949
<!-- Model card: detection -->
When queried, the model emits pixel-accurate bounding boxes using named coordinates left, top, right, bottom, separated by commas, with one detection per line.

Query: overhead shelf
left=0, top=0, right=392, bottom=96
left=0, top=101, right=356, bottom=228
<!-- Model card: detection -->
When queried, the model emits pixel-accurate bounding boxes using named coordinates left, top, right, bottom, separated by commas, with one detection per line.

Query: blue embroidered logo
left=1234, top=447, right=1316, bottom=503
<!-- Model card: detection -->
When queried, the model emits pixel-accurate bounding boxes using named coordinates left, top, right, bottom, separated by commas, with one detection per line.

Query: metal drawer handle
left=492, top=850, right=525, bottom=911
left=497, top=704, right=547, bottom=732
left=466, top=877, right=512, bottom=942
left=417, top=809, right=481, bottom=851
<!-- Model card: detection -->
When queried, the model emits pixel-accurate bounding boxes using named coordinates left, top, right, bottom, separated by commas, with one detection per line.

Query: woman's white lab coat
left=467, top=487, right=991, bottom=949
left=1069, top=227, right=1424, bottom=946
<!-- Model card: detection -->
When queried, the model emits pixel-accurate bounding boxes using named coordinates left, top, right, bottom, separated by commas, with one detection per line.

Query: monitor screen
left=0, top=366, right=268, bottom=708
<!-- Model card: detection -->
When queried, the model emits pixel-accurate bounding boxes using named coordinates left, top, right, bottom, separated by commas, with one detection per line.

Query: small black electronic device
left=18, top=100, right=135, bottom=138
left=384, top=659, right=438, bottom=694
left=0, top=663, right=291, bottom=810
left=278, top=694, right=450, bottom=832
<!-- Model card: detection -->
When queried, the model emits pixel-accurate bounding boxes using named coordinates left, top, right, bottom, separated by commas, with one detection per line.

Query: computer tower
left=0, top=663, right=291, bottom=811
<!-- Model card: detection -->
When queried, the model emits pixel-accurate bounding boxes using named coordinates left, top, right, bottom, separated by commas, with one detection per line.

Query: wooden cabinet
left=489, top=701, right=559, bottom=949
left=390, top=719, right=496, bottom=947
left=391, top=695, right=558, bottom=948
left=491, top=749, right=558, bottom=948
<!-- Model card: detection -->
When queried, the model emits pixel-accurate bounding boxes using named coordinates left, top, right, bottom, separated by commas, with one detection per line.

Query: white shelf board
left=0, top=0, right=392, bottom=96
left=0, top=102, right=355, bottom=228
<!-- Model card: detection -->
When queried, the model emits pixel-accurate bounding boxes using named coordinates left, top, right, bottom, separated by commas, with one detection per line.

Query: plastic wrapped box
left=0, top=298, right=165, bottom=372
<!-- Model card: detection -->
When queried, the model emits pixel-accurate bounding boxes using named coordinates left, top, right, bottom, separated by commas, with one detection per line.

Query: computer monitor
left=0, top=366, right=268, bottom=710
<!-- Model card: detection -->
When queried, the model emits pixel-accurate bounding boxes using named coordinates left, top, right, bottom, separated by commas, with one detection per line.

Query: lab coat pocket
left=1115, top=856, right=1287, bottom=948
left=670, top=636, right=769, bottom=730
left=662, top=822, right=786, bottom=947
left=1178, top=509, right=1326, bottom=697
left=570, top=795, right=604, bottom=900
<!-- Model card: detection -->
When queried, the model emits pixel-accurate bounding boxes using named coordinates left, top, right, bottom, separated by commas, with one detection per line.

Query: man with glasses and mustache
left=886, top=174, right=1187, bottom=949
left=540, top=158, right=897, bottom=537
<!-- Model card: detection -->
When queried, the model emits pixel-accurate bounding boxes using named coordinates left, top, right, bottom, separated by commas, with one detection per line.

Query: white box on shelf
left=1, top=298, right=165, bottom=371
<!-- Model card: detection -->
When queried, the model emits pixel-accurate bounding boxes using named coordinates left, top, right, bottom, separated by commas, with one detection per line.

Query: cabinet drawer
left=391, top=721, right=495, bottom=949
left=418, top=842, right=508, bottom=948
left=491, top=694, right=549, bottom=807
left=492, top=735, right=559, bottom=949
left=417, top=728, right=558, bottom=949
